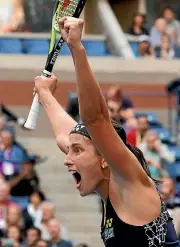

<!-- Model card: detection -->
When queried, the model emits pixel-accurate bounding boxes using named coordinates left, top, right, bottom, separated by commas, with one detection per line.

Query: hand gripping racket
left=24, top=0, right=86, bottom=130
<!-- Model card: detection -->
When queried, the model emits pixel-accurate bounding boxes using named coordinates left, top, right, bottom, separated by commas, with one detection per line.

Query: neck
left=95, top=177, right=109, bottom=202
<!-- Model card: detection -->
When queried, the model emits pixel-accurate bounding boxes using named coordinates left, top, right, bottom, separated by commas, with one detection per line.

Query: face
left=30, top=192, right=42, bottom=207
left=163, top=9, right=174, bottom=22
left=36, top=240, right=49, bottom=247
left=107, top=100, right=120, bottom=120
left=7, top=226, right=20, bottom=242
left=1, top=131, right=13, bottom=149
left=137, top=117, right=149, bottom=133
left=0, top=183, right=9, bottom=202
left=27, top=229, right=40, bottom=245
left=7, top=206, right=20, bottom=225
left=139, top=41, right=149, bottom=52
left=64, top=134, right=105, bottom=196
left=155, top=18, right=167, bottom=33
left=22, top=162, right=33, bottom=175
left=146, top=134, right=158, bottom=150
left=48, top=219, right=60, bottom=239
left=134, top=15, right=144, bottom=26
left=42, top=204, right=54, bottom=221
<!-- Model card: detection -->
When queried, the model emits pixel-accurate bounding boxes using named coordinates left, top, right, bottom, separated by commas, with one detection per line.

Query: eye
left=74, top=147, right=81, bottom=154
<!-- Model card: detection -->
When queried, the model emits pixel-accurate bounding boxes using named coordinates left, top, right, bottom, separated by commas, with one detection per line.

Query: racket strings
left=54, top=0, right=79, bottom=31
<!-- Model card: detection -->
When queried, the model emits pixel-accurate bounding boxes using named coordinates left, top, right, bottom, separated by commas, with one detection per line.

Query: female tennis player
left=34, top=17, right=179, bottom=247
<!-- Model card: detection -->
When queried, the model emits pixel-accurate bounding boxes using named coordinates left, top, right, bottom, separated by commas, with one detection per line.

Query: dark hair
left=111, top=120, right=152, bottom=179
left=29, top=190, right=46, bottom=202
left=27, top=227, right=41, bottom=237
left=163, top=6, right=175, bottom=14
left=132, top=11, right=146, bottom=26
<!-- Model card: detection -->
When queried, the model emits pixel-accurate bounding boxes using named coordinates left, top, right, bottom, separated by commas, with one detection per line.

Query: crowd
left=0, top=106, right=89, bottom=247
left=127, top=7, right=180, bottom=59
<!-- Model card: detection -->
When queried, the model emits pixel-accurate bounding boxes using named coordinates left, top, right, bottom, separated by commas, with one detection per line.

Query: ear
left=100, top=158, right=108, bottom=169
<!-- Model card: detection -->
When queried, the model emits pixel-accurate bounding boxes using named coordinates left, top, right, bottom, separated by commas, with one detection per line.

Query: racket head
left=53, top=0, right=84, bottom=33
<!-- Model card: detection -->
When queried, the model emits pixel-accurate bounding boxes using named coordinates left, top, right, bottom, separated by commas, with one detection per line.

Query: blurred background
left=0, top=0, right=180, bottom=246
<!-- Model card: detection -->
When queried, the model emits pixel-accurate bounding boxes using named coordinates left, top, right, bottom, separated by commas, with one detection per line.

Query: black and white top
left=101, top=196, right=179, bottom=247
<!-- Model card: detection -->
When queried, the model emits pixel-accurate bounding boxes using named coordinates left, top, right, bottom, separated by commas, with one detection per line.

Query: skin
left=34, top=17, right=161, bottom=227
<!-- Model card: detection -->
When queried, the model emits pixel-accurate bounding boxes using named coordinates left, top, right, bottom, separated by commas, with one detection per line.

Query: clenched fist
left=59, top=17, right=84, bottom=49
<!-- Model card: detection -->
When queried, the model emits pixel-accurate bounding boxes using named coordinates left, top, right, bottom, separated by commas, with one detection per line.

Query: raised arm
left=35, top=75, right=77, bottom=154
left=59, top=17, right=150, bottom=184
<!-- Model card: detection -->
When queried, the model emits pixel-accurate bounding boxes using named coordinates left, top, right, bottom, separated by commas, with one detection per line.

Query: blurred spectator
left=23, top=190, right=45, bottom=231
left=48, top=218, right=73, bottom=247
left=121, top=108, right=137, bottom=132
left=36, top=239, right=49, bottom=247
left=162, top=6, right=180, bottom=44
left=107, top=85, right=133, bottom=109
left=0, top=0, right=14, bottom=31
left=22, top=227, right=41, bottom=247
left=159, top=34, right=175, bottom=59
left=5, top=205, right=24, bottom=233
left=107, top=100, right=121, bottom=122
left=0, top=182, right=18, bottom=234
left=0, top=129, right=27, bottom=179
left=139, top=130, right=175, bottom=164
left=138, top=35, right=155, bottom=58
left=150, top=18, right=175, bottom=50
left=6, top=225, right=23, bottom=246
left=127, top=115, right=149, bottom=146
left=160, top=177, right=180, bottom=238
left=139, top=130, right=175, bottom=179
left=9, top=156, right=40, bottom=209
left=127, top=12, right=149, bottom=36
left=35, top=202, right=69, bottom=241
left=0, top=0, right=54, bottom=33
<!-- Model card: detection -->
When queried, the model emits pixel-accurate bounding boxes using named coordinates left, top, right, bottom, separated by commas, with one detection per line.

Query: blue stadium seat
left=175, top=46, right=180, bottom=58
left=59, top=43, right=71, bottom=55
left=23, top=39, right=49, bottom=54
left=152, top=127, right=172, bottom=143
left=168, top=145, right=180, bottom=161
left=83, top=40, right=108, bottom=56
left=0, top=38, right=22, bottom=54
left=129, top=41, right=139, bottom=57
left=165, top=162, right=180, bottom=179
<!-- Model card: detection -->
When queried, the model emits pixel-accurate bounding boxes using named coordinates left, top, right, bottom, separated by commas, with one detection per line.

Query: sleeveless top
left=101, top=196, right=179, bottom=247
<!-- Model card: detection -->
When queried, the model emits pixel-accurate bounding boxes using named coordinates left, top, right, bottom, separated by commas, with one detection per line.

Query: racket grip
left=24, top=70, right=51, bottom=130
left=24, top=95, right=40, bottom=130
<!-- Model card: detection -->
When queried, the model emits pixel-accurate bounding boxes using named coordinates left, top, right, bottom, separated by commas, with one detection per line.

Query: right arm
left=35, top=75, right=77, bottom=154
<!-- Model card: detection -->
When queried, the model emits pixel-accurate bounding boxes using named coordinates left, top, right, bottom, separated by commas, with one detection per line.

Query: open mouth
left=72, top=172, right=81, bottom=188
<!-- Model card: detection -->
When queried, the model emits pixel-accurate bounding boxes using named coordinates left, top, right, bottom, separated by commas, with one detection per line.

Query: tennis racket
left=24, top=0, right=87, bottom=130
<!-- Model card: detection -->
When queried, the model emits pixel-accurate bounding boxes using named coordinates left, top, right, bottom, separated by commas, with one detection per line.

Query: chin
left=79, top=188, right=95, bottom=197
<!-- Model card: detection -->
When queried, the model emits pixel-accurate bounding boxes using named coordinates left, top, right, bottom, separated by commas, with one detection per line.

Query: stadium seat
left=168, top=145, right=180, bottom=161
left=83, top=40, right=109, bottom=56
left=175, top=46, right=180, bottom=58
left=59, top=43, right=71, bottom=55
left=165, top=162, right=180, bottom=179
left=0, top=38, right=22, bottom=54
left=22, top=39, right=49, bottom=55
left=129, top=41, right=139, bottom=57
left=152, top=127, right=172, bottom=144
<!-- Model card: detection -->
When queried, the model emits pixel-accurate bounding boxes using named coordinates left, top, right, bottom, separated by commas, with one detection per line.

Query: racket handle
left=24, top=95, right=40, bottom=130
left=24, top=70, right=51, bottom=130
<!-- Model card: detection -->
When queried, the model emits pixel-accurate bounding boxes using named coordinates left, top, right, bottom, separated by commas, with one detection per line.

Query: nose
left=64, top=154, right=74, bottom=167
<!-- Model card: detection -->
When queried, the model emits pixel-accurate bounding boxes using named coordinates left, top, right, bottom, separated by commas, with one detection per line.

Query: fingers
left=59, top=17, right=84, bottom=29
